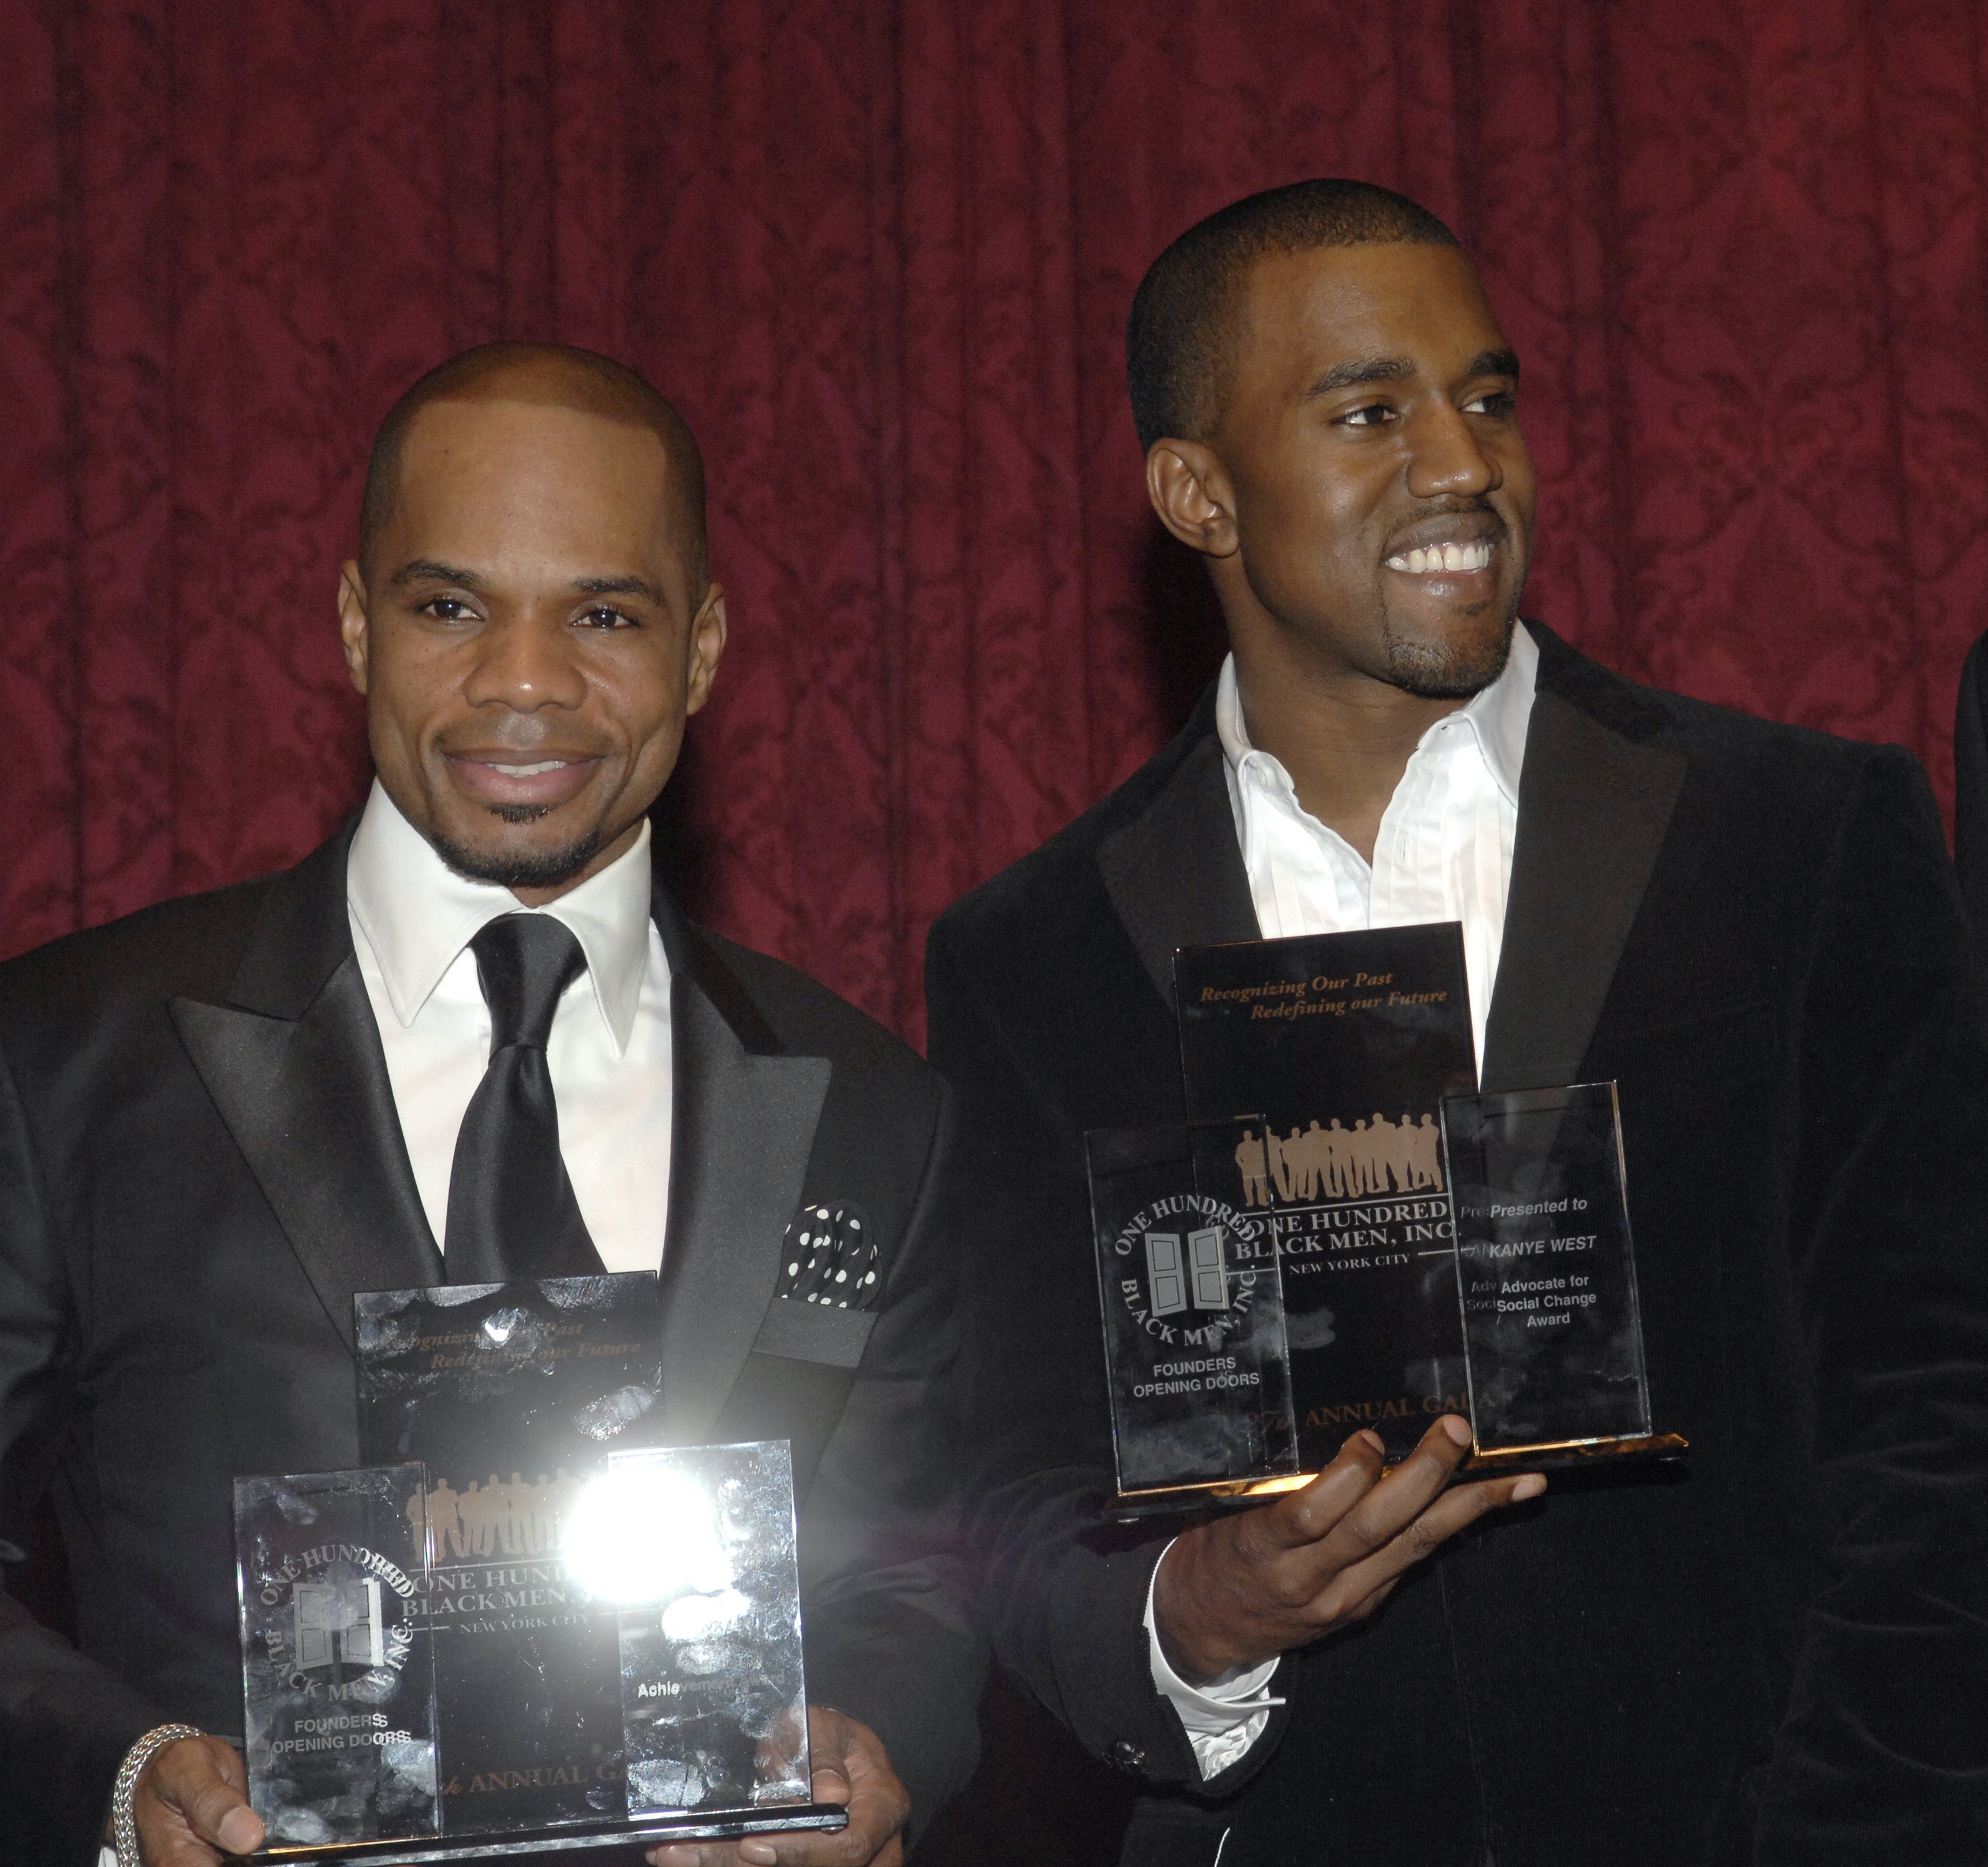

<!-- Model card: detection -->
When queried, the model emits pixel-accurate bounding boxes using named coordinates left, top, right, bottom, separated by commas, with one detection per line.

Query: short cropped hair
left=358, top=341, right=708, bottom=586
left=1127, top=179, right=1460, bottom=451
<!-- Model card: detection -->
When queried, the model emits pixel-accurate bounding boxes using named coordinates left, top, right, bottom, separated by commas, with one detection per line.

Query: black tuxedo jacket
left=1953, top=629, right=1988, bottom=965
left=925, top=624, right=1988, bottom=1866
left=0, top=826, right=982, bottom=1864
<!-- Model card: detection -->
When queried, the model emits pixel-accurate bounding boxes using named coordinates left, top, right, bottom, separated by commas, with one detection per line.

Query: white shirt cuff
left=1142, top=1537, right=1283, bottom=1781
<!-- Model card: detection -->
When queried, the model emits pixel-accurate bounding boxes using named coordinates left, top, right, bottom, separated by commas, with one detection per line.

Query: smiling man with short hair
left=926, top=181, right=1988, bottom=1865
left=0, top=342, right=981, bottom=1867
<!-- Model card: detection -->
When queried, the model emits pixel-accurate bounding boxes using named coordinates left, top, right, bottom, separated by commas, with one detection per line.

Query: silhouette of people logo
left=408, top=1466, right=586, bottom=1565
left=1234, top=1111, right=1444, bottom=1209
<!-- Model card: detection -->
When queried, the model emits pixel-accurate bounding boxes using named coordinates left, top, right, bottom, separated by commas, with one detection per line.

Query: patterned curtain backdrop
left=6, top=1, right=1987, bottom=1046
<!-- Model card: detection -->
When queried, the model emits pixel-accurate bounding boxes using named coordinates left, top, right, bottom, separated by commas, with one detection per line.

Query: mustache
left=1383, top=498, right=1510, bottom=552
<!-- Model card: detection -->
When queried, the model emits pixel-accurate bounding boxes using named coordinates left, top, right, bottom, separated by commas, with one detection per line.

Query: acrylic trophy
left=604, top=1442, right=811, bottom=1818
left=1175, top=925, right=1477, bottom=1467
left=236, top=1466, right=441, bottom=1850
left=1087, top=1121, right=1298, bottom=1507
left=1440, top=1081, right=1681, bottom=1467
left=235, top=1274, right=845, bottom=1861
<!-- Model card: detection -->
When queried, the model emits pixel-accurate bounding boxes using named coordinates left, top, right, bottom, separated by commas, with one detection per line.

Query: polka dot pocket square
left=774, top=1202, right=881, bottom=1312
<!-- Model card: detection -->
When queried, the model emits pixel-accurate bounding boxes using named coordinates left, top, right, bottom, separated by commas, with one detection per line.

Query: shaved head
left=358, top=342, right=707, bottom=586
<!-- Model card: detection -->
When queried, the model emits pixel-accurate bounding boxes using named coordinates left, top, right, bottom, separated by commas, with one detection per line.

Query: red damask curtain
left=5, top=1, right=1986, bottom=1046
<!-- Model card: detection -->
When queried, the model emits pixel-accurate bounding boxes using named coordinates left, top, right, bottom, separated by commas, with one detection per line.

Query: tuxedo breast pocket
left=750, top=1298, right=877, bottom=1369
left=755, top=1200, right=883, bottom=1368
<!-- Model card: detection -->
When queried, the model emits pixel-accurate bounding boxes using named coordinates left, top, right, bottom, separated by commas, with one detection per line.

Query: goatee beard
left=1380, top=611, right=1516, bottom=700
left=428, top=813, right=605, bottom=892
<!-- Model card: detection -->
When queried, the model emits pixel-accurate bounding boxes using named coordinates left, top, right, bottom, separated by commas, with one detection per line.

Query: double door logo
left=256, top=1545, right=416, bottom=1696
left=1112, top=1194, right=1267, bottom=1352
left=294, top=1575, right=385, bottom=1672
left=1142, top=1226, right=1231, bottom=1318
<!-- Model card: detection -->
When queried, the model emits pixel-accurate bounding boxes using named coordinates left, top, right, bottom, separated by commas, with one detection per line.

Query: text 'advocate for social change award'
left=234, top=1272, right=846, bottom=1863
left=1441, top=1082, right=1661, bottom=1462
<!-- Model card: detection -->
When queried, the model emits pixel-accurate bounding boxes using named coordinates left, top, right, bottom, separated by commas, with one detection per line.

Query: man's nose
left=462, top=612, right=590, bottom=712
left=1403, top=404, right=1501, bottom=502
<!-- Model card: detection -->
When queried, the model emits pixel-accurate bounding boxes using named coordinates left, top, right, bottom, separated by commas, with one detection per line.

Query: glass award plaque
left=1177, top=926, right=1477, bottom=1465
left=1087, top=1122, right=1297, bottom=1509
left=1442, top=1082, right=1682, bottom=1467
left=237, top=1466, right=441, bottom=1851
left=229, top=1274, right=846, bottom=1861
left=597, top=1442, right=811, bottom=1818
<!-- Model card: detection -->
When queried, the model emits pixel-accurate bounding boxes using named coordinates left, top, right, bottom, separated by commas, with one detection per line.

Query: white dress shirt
left=345, top=780, right=674, bottom=1273
left=1143, top=626, right=1539, bottom=1778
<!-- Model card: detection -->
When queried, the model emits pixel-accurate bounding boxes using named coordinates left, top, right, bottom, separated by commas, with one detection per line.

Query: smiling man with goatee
left=926, top=182, right=1988, bottom=1865
left=0, top=344, right=981, bottom=1867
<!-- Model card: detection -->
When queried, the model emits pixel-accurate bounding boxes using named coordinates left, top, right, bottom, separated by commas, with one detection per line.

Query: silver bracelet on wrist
left=111, top=1723, right=205, bottom=1867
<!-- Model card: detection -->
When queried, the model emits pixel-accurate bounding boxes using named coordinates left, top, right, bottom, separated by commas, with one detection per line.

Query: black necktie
left=444, top=913, right=606, bottom=1284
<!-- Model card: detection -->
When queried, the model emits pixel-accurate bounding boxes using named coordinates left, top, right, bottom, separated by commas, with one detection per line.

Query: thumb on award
left=149, top=1734, right=265, bottom=1858
left=804, top=1706, right=857, bottom=1804
left=215, top=1804, right=266, bottom=1854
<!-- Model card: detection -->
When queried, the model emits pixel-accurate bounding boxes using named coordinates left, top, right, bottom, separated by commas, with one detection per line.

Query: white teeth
left=490, top=760, right=568, bottom=777
left=1387, top=539, right=1493, bottom=574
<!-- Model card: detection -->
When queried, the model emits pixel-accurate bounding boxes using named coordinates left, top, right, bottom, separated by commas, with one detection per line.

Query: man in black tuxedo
left=926, top=181, right=1988, bottom=1864
left=0, top=344, right=979, bottom=1866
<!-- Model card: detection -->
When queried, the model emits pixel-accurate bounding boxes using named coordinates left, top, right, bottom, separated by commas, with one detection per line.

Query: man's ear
left=1146, top=441, right=1240, bottom=559
left=337, top=562, right=372, bottom=696
left=683, top=583, right=728, bottom=717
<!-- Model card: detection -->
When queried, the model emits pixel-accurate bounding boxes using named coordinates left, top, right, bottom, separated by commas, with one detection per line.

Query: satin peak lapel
left=1099, top=732, right=1260, bottom=1007
left=171, top=838, right=441, bottom=1353
left=655, top=970, right=830, bottom=1446
left=1482, top=686, right=1686, bottom=1094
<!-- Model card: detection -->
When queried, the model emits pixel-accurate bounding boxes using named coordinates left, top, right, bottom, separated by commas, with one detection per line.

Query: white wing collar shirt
left=345, top=780, right=674, bottom=1275
left=1144, top=625, right=1539, bottom=1780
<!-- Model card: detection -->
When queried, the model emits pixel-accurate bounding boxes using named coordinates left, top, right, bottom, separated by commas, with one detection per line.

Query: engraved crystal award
left=1175, top=925, right=1477, bottom=1466
left=236, top=1273, right=844, bottom=1861
left=605, top=1442, right=811, bottom=1818
left=1440, top=1081, right=1676, bottom=1465
left=1086, top=1121, right=1297, bottom=1502
left=354, top=1273, right=666, bottom=1841
left=236, top=1466, right=441, bottom=1850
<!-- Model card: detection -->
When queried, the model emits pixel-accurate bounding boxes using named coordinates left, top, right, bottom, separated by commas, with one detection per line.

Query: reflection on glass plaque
left=1177, top=926, right=1477, bottom=1464
left=236, top=1465, right=440, bottom=1850
left=1087, top=1123, right=1297, bottom=1497
left=567, top=1442, right=813, bottom=1819
left=355, top=1274, right=665, bottom=1837
left=1441, top=1082, right=1654, bottom=1453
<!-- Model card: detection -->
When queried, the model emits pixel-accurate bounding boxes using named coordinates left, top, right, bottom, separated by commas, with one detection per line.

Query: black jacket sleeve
left=791, top=1080, right=987, bottom=1842
left=923, top=927, right=1289, bottom=1801
left=1951, top=631, right=1988, bottom=965
left=0, top=1031, right=166, bottom=1865
left=1756, top=746, right=1988, bottom=1861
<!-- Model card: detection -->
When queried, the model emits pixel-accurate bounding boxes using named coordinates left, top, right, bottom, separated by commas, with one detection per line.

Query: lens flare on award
left=561, top=1462, right=734, bottom=1605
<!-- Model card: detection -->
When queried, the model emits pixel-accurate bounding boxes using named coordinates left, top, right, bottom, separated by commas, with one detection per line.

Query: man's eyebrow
left=1306, top=355, right=1414, bottom=398
left=1468, top=347, right=1521, bottom=381
left=574, top=575, right=668, bottom=607
left=391, top=559, right=485, bottom=589
left=1302, top=349, right=1522, bottom=401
